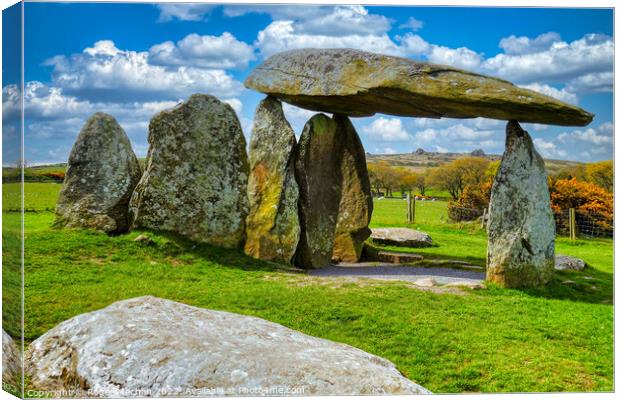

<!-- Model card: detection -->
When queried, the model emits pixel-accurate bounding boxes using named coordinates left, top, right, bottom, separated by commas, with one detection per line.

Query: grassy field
left=2, top=183, right=613, bottom=393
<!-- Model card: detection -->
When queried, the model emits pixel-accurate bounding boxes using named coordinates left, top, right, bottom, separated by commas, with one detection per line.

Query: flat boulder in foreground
left=245, top=48, right=593, bottom=126
left=25, top=296, right=430, bottom=397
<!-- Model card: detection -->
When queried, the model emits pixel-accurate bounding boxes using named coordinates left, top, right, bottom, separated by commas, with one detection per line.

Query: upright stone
left=55, top=113, right=141, bottom=233
left=129, top=94, right=249, bottom=248
left=294, top=114, right=343, bottom=268
left=245, top=97, right=300, bottom=263
left=332, top=115, right=373, bottom=263
left=486, top=121, right=555, bottom=288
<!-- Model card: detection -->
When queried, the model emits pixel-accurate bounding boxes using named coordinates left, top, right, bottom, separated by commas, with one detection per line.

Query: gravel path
left=308, top=264, right=485, bottom=285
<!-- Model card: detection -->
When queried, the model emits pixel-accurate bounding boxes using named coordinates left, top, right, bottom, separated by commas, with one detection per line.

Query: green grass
left=3, top=182, right=62, bottom=212
left=3, top=183, right=613, bottom=393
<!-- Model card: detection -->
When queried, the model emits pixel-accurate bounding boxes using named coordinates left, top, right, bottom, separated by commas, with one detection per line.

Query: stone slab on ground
left=555, top=254, right=586, bottom=271
left=309, top=264, right=485, bottom=286
left=370, top=228, right=433, bottom=248
left=25, top=296, right=430, bottom=397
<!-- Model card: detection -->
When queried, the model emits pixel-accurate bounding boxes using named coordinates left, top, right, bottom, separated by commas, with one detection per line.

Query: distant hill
left=366, top=150, right=583, bottom=176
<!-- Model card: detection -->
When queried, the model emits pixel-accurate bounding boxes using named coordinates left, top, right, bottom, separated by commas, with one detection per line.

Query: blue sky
left=2, top=3, right=614, bottom=165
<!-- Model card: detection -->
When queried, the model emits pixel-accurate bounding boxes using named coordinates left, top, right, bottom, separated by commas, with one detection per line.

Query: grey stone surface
left=245, top=48, right=593, bottom=126
left=332, top=115, right=373, bottom=263
left=244, top=97, right=300, bottom=263
left=370, top=228, right=433, bottom=248
left=129, top=94, right=249, bottom=248
left=55, top=113, right=141, bottom=233
left=25, top=296, right=430, bottom=397
left=555, top=254, right=586, bottom=271
left=486, top=121, right=555, bottom=288
left=2, top=329, right=20, bottom=389
left=294, top=114, right=344, bottom=268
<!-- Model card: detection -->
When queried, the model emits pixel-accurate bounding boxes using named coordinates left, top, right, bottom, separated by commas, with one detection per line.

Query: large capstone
left=55, top=113, right=141, bottom=233
left=486, top=121, right=555, bottom=288
left=245, top=48, right=593, bottom=126
left=245, top=97, right=300, bottom=263
left=25, top=296, right=431, bottom=396
left=129, top=94, right=249, bottom=248
left=294, top=114, right=343, bottom=268
left=332, top=115, right=373, bottom=263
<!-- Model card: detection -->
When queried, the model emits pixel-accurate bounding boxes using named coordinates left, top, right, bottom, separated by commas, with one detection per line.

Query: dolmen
left=55, top=48, right=594, bottom=288
left=245, top=48, right=593, bottom=286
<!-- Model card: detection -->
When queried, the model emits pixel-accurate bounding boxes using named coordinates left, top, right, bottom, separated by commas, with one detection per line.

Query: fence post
left=569, top=208, right=577, bottom=240
left=481, top=208, right=487, bottom=229
left=412, top=194, right=416, bottom=223
left=406, top=193, right=412, bottom=223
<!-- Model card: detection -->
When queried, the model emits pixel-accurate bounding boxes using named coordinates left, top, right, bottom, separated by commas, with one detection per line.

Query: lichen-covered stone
left=3, top=329, right=20, bottom=391
left=25, top=296, right=431, bottom=397
left=245, top=48, right=593, bottom=126
left=245, top=97, right=300, bottom=263
left=129, top=94, right=249, bottom=248
left=294, top=114, right=343, bottom=268
left=55, top=113, right=141, bottom=233
left=332, top=115, right=373, bottom=263
left=486, top=121, right=555, bottom=288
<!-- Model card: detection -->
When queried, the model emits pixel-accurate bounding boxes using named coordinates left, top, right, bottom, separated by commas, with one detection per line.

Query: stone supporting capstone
left=244, top=96, right=300, bottom=264
left=294, top=114, right=344, bottom=268
left=331, top=115, right=373, bottom=263
left=486, top=121, right=555, bottom=288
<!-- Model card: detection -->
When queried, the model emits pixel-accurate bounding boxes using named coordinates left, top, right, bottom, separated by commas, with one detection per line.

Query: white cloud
left=361, top=117, right=412, bottom=142
left=499, top=32, right=562, bottom=55
left=148, top=33, right=254, bottom=69
left=558, top=123, right=613, bottom=146
left=294, top=6, right=392, bottom=36
left=427, top=45, right=483, bottom=70
left=482, top=33, right=613, bottom=84
left=565, top=71, right=613, bottom=94
left=399, top=17, right=424, bottom=31
left=223, top=98, right=243, bottom=115
left=415, top=123, right=496, bottom=142
left=44, top=40, right=244, bottom=102
left=533, top=138, right=567, bottom=159
left=519, top=83, right=578, bottom=105
left=255, top=20, right=403, bottom=58
left=156, top=4, right=214, bottom=22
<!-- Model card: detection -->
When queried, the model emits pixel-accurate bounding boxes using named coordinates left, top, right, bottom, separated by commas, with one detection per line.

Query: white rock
left=25, top=296, right=430, bottom=397
left=2, top=329, right=20, bottom=389
left=370, top=228, right=433, bottom=248
left=414, top=278, right=437, bottom=287
left=443, top=281, right=486, bottom=290
left=555, top=255, right=586, bottom=271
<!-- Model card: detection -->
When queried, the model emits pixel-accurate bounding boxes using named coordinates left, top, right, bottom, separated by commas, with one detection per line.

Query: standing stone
left=245, top=97, right=300, bottom=263
left=332, top=115, right=373, bottom=263
left=294, top=114, right=343, bottom=268
left=55, top=113, right=141, bottom=233
left=486, top=121, right=555, bottom=288
left=129, top=94, right=249, bottom=248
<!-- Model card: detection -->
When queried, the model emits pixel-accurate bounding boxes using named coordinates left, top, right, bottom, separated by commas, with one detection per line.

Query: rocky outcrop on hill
left=245, top=97, right=300, bottom=263
left=486, top=121, right=555, bottom=288
left=54, top=113, right=141, bottom=233
left=25, top=296, right=431, bottom=397
left=129, top=94, right=249, bottom=248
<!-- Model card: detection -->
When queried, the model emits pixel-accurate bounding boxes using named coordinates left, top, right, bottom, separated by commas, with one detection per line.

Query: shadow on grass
left=135, top=228, right=297, bottom=274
